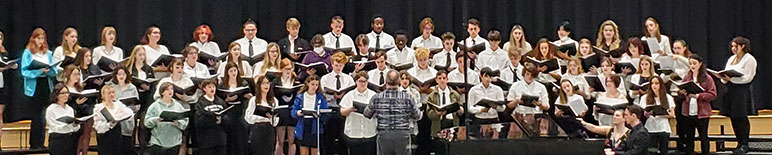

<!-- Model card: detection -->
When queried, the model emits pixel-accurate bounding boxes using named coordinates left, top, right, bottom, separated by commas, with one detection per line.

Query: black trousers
left=195, top=146, right=226, bottom=155
left=145, top=145, right=180, bottom=155
left=682, top=116, right=710, bottom=155
left=649, top=132, right=669, bottom=155
left=96, top=127, right=135, bottom=155
left=731, top=116, right=751, bottom=146
left=345, top=136, right=377, bottom=155
left=49, top=133, right=78, bottom=155
left=29, top=78, right=50, bottom=148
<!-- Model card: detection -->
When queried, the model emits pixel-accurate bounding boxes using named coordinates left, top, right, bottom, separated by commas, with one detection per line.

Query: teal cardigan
left=21, top=49, right=58, bottom=97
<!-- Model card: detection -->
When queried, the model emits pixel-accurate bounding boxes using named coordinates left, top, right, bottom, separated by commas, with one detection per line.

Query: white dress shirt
left=323, top=32, right=356, bottom=53
left=189, top=41, right=222, bottom=56
left=552, top=37, right=579, bottom=51
left=252, top=61, right=279, bottom=77
left=367, top=68, right=391, bottom=85
left=463, top=36, right=491, bottom=49
left=386, top=47, right=416, bottom=66
left=448, top=69, right=481, bottom=85
left=217, top=60, right=253, bottom=78
left=432, top=49, right=458, bottom=69
left=92, top=45, right=124, bottom=65
left=407, top=66, right=438, bottom=82
left=143, top=45, right=171, bottom=66
left=476, top=47, right=510, bottom=71
left=321, top=71, right=355, bottom=91
left=93, top=102, right=135, bottom=136
left=233, top=37, right=268, bottom=57
left=46, top=104, right=81, bottom=134
left=507, top=80, right=549, bottom=114
left=367, top=31, right=396, bottom=49
left=245, top=97, right=281, bottom=124
left=339, top=89, right=377, bottom=138
left=560, top=73, right=590, bottom=95
left=499, top=62, right=524, bottom=85
left=638, top=94, right=675, bottom=133
left=641, top=35, right=672, bottom=58
left=722, top=54, right=757, bottom=84
left=410, top=35, right=443, bottom=49
left=183, top=61, right=211, bottom=78
left=468, top=84, right=505, bottom=119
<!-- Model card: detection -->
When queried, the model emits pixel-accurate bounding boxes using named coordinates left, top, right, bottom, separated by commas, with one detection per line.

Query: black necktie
left=472, top=39, right=476, bottom=46
left=379, top=71, right=385, bottom=85
left=445, top=52, right=452, bottom=68
left=511, top=67, right=520, bottom=83
left=248, top=40, right=254, bottom=57
left=375, top=35, right=381, bottom=50
left=441, top=92, right=446, bottom=106
left=335, top=74, right=341, bottom=90
left=335, top=35, right=341, bottom=49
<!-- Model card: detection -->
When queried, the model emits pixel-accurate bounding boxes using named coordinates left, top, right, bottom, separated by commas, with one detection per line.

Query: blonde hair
left=124, top=45, right=145, bottom=75
left=507, top=25, right=528, bottom=53
left=286, top=18, right=300, bottom=29
left=331, top=16, right=344, bottom=24
left=595, top=20, right=620, bottom=49
left=576, top=38, right=595, bottom=57
left=61, top=27, right=81, bottom=55
left=100, top=84, right=115, bottom=101
left=415, top=47, right=430, bottom=59
left=100, top=26, right=117, bottom=46
left=332, top=52, right=348, bottom=64
left=260, top=43, right=282, bottom=74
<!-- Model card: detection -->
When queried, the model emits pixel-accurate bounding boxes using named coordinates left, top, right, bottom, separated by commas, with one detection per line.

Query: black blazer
left=277, top=36, right=312, bottom=62
left=194, top=96, right=228, bottom=149
left=615, top=123, right=649, bottom=155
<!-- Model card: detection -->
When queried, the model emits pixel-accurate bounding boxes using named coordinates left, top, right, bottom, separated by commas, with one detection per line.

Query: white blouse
left=45, top=104, right=81, bottom=134
left=245, top=96, right=280, bottom=124
left=92, top=45, right=124, bottom=65
left=410, top=35, right=443, bottom=49
left=143, top=45, right=171, bottom=66
left=189, top=41, right=221, bottom=56
left=641, top=35, right=672, bottom=59
left=93, top=102, right=135, bottom=136
left=722, top=54, right=757, bottom=84
left=638, top=94, right=675, bottom=133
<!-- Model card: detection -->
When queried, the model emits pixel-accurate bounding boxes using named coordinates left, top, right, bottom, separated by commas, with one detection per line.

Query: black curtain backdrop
left=1, top=0, right=770, bottom=121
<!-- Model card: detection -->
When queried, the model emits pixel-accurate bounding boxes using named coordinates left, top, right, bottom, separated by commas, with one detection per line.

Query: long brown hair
left=557, top=79, right=576, bottom=105
left=222, top=62, right=241, bottom=86
left=644, top=17, right=662, bottom=42
left=645, top=76, right=668, bottom=109
left=298, top=75, right=320, bottom=94
left=73, top=47, right=91, bottom=69
left=254, top=76, right=275, bottom=106
left=112, top=66, right=133, bottom=85
left=528, top=38, right=556, bottom=60
left=50, top=83, right=69, bottom=104
left=26, top=28, right=49, bottom=54
left=139, top=26, right=160, bottom=45
left=226, top=42, right=246, bottom=76
left=63, top=65, right=84, bottom=91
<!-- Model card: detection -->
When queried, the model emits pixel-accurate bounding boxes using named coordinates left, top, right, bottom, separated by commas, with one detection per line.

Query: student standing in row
left=21, top=28, right=58, bottom=149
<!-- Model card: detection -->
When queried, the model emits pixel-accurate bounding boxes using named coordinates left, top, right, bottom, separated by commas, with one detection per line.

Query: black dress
left=272, top=77, right=300, bottom=126
left=219, top=78, right=252, bottom=155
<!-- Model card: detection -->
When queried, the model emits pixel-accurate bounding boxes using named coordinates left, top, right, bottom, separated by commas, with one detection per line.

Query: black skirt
left=49, top=132, right=78, bottom=155
left=298, top=118, right=318, bottom=148
left=720, top=83, right=756, bottom=117
left=96, top=126, right=134, bottom=155
left=276, top=108, right=297, bottom=126
left=249, top=123, right=276, bottom=155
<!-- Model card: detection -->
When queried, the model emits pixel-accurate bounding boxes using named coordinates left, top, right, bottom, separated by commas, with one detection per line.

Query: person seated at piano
left=93, top=85, right=136, bottom=155
left=233, top=19, right=268, bottom=60
left=476, top=29, right=509, bottom=71
left=561, top=58, right=591, bottom=99
left=45, top=84, right=80, bottom=155
left=636, top=76, right=674, bottom=155
left=92, top=26, right=124, bottom=69
left=580, top=110, right=629, bottom=151
left=339, top=71, right=378, bottom=155
left=576, top=39, right=599, bottom=73
left=74, top=48, right=105, bottom=89
left=553, top=79, right=588, bottom=138
left=386, top=30, right=415, bottom=69
left=425, top=70, right=463, bottom=154
left=594, top=75, right=628, bottom=126
left=499, top=49, right=524, bottom=87
left=193, top=79, right=228, bottom=155
left=407, top=47, right=438, bottom=95
left=181, top=46, right=211, bottom=79
left=324, top=15, right=356, bottom=54
left=189, top=24, right=221, bottom=71
left=432, top=32, right=458, bottom=72
left=279, top=18, right=311, bottom=62
left=606, top=105, right=649, bottom=155
left=62, top=65, right=96, bottom=154
left=320, top=52, right=355, bottom=103
left=411, top=17, right=443, bottom=49
left=218, top=42, right=253, bottom=78
left=552, top=20, right=579, bottom=55
left=618, top=37, right=646, bottom=75
left=628, top=56, right=657, bottom=105
left=144, top=82, right=189, bottom=155
left=299, top=34, right=333, bottom=82
left=246, top=76, right=279, bottom=155
left=107, top=66, right=140, bottom=112
left=528, top=38, right=564, bottom=83
left=155, top=59, right=200, bottom=106
left=253, top=42, right=282, bottom=77
left=367, top=51, right=390, bottom=89
left=219, top=61, right=253, bottom=155
left=448, top=53, right=481, bottom=95
left=468, top=67, right=506, bottom=138
left=291, top=75, right=329, bottom=155
left=507, top=63, right=549, bottom=114
left=367, top=15, right=395, bottom=50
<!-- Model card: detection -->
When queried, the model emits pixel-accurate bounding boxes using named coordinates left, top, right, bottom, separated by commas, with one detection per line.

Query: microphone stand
left=316, top=102, right=322, bottom=155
